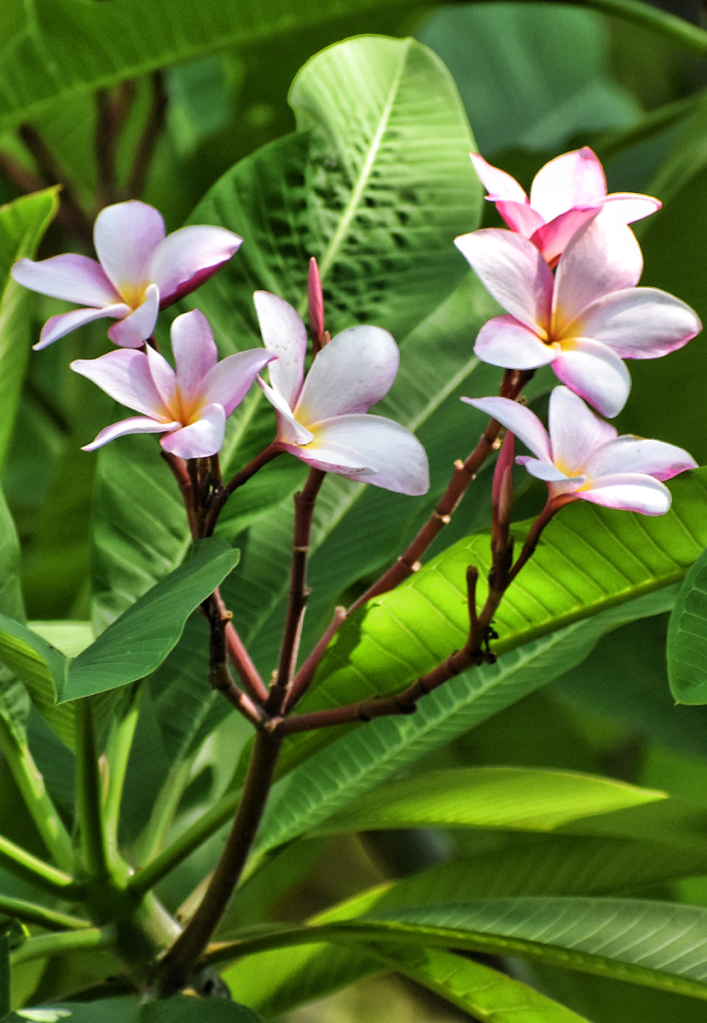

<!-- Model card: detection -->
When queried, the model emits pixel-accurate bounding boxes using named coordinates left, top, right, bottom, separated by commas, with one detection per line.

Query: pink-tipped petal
left=462, top=395, right=552, bottom=462
left=578, top=473, right=672, bottom=515
left=71, top=349, right=168, bottom=419
left=470, top=153, right=528, bottom=203
left=599, top=193, right=662, bottom=225
left=160, top=404, right=226, bottom=459
left=258, top=376, right=314, bottom=445
left=81, top=416, right=178, bottom=451
left=171, top=309, right=218, bottom=402
left=546, top=385, right=617, bottom=474
left=203, top=348, right=276, bottom=417
left=576, top=287, right=702, bottom=360
left=455, top=230, right=553, bottom=332
left=551, top=339, right=631, bottom=418
left=296, top=325, right=399, bottom=423
left=254, top=291, right=307, bottom=407
left=530, top=208, right=600, bottom=266
left=147, top=225, right=242, bottom=304
left=35, top=304, right=130, bottom=350
left=553, top=215, right=643, bottom=332
left=303, top=414, right=430, bottom=495
left=12, top=254, right=120, bottom=306
left=474, top=314, right=558, bottom=370
left=145, top=344, right=177, bottom=410
left=494, top=201, right=544, bottom=237
left=584, top=436, right=697, bottom=482
left=94, top=201, right=165, bottom=295
left=529, top=147, right=606, bottom=223
left=107, top=283, right=160, bottom=347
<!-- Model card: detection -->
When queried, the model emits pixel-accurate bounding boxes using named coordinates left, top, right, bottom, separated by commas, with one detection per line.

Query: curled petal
left=258, top=376, right=314, bottom=445
left=170, top=309, right=218, bottom=403
left=553, top=216, right=643, bottom=331
left=12, top=254, right=120, bottom=306
left=254, top=291, right=307, bottom=408
left=94, top=201, right=165, bottom=295
left=576, top=287, right=702, bottom=360
left=35, top=304, right=130, bottom=350
left=296, top=325, right=399, bottom=423
left=299, top=414, right=429, bottom=495
left=599, top=193, right=662, bottom=225
left=551, top=339, right=631, bottom=418
left=81, top=416, right=178, bottom=451
left=578, top=473, right=672, bottom=515
left=470, top=153, right=528, bottom=203
left=147, top=225, right=242, bottom=305
left=516, top=455, right=581, bottom=484
left=160, top=404, right=226, bottom=459
left=462, top=395, right=552, bottom=463
left=584, top=436, right=697, bottom=482
left=474, top=314, right=558, bottom=370
left=547, top=385, right=617, bottom=473
left=529, top=147, right=606, bottom=223
left=202, top=348, right=276, bottom=417
left=107, top=284, right=160, bottom=347
left=71, top=349, right=167, bottom=419
left=455, top=230, right=553, bottom=332
left=530, top=208, right=600, bottom=266
left=494, top=200, right=543, bottom=237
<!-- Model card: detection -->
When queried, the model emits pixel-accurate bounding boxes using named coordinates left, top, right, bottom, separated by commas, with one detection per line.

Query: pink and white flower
left=471, top=147, right=660, bottom=265
left=254, top=291, right=429, bottom=496
left=71, top=309, right=274, bottom=459
left=12, top=201, right=242, bottom=350
left=455, top=215, right=701, bottom=418
left=463, top=386, right=697, bottom=515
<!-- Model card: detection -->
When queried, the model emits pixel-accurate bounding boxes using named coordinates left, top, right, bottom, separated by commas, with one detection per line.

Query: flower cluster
left=12, top=201, right=429, bottom=496
left=461, top=148, right=700, bottom=515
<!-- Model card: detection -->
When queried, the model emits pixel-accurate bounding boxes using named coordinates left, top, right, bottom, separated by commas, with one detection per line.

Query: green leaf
left=62, top=538, right=239, bottom=701
left=253, top=588, right=675, bottom=856
left=667, top=545, right=707, bottom=703
left=0, top=486, right=24, bottom=623
left=5, top=996, right=263, bottom=1022
left=313, top=767, right=665, bottom=837
left=0, top=188, right=59, bottom=473
left=28, top=623, right=93, bottom=659
left=0, top=0, right=445, bottom=134
left=0, top=613, right=67, bottom=731
left=303, top=469, right=707, bottom=717
left=369, top=945, right=593, bottom=1023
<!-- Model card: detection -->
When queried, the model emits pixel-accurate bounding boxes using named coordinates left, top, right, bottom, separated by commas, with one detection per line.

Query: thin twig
left=202, top=442, right=283, bottom=538
left=202, top=592, right=268, bottom=725
left=285, top=605, right=346, bottom=712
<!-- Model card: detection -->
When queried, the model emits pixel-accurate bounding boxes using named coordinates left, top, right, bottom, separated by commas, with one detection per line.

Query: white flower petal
left=474, top=314, right=558, bottom=370
left=71, top=349, right=168, bottom=419
left=455, top=229, right=553, bottom=332
left=585, top=436, right=697, bottom=481
left=576, top=287, right=702, bottom=360
left=202, top=348, right=276, bottom=417
left=530, top=208, right=600, bottom=266
left=579, top=473, right=672, bottom=515
left=551, top=339, right=631, bottom=418
left=296, top=325, right=399, bottom=423
left=35, top=304, right=130, bottom=350
left=529, top=147, right=606, bottom=223
left=147, top=225, right=242, bottom=305
left=470, top=153, right=528, bottom=203
left=107, top=283, right=160, bottom=347
left=145, top=344, right=177, bottom=410
left=171, top=309, right=218, bottom=403
left=160, top=404, right=226, bottom=459
left=258, top=376, right=314, bottom=445
left=494, top=200, right=544, bottom=238
left=599, top=193, right=662, bottom=225
left=547, top=385, right=617, bottom=474
left=12, top=254, right=120, bottom=306
left=461, top=395, right=552, bottom=462
left=254, top=291, right=307, bottom=407
left=94, top=201, right=165, bottom=295
left=516, top=455, right=580, bottom=483
left=81, top=416, right=178, bottom=451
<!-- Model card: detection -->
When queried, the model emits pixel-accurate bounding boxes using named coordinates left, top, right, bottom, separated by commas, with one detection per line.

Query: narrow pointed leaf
left=667, top=544, right=707, bottom=703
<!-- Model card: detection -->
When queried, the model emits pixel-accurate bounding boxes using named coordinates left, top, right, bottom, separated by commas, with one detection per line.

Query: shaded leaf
left=667, top=545, right=707, bottom=704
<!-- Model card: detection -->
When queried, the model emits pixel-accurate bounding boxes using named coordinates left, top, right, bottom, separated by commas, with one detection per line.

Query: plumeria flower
left=455, top=214, right=701, bottom=418
left=471, top=147, right=660, bottom=265
left=12, top=201, right=241, bottom=350
left=254, top=291, right=429, bottom=496
left=463, top=386, right=697, bottom=515
left=71, top=309, right=274, bottom=459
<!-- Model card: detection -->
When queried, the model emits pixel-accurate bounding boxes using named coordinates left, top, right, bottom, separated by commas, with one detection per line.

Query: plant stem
left=284, top=606, right=346, bottom=712
left=0, top=896, right=89, bottom=932
left=156, top=731, right=282, bottom=996
left=214, top=587, right=269, bottom=705
left=0, top=716, right=73, bottom=873
left=202, top=442, right=284, bottom=537
left=128, top=72, right=168, bottom=198
left=75, top=698, right=111, bottom=883
left=103, top=684, right=143, bottom=861
left=11, top=926, right=115, bottom=968
left=267, top=468, right=326, bottom=714
left=136, top=759, right=194, bottom=867
left=0, top=833, right=76, bottom=897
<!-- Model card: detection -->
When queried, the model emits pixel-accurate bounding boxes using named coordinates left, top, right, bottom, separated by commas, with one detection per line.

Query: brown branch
left=202, top=442, right=283, bottom=538
left=127, top=72, right=168, bottom=199
left=201, top=594, right=267, bottom=727
left=212, top=587, right=269, bottom=705
left=284, top=605, right=346, bottom=712
left=265, top=468, right=326, bottom=714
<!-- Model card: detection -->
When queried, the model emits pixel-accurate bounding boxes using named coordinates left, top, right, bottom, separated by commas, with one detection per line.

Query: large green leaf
left=62, top=539, right=239, bottom=701
left=667, top=545, right=707, bottom=704
left=312, top=767, right=665, bottom=836
left=5, top=995, right=263, bottom=1022
left=302, top=468, right=707, bottom=715
left=0, top=188, right=58, bottom=472
left=369, top=945, right=592, bottom=1023
left=0, top=487, right=24, bottom=623
left=0, top=0, right=445, bottom=134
